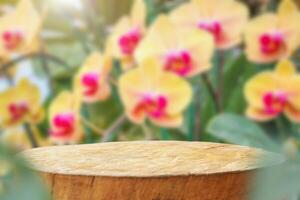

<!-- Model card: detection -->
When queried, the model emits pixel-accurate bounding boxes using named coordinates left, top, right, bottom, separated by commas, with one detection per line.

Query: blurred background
left=1, top=0, right=300, bottom=199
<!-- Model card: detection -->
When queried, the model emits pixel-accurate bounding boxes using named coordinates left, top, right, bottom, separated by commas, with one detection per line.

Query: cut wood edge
left=21, top=141, right=284, bottom=178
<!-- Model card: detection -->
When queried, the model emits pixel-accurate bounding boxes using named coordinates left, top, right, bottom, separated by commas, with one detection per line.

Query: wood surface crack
left=204, top=145, right=228, bottom=150
left=51, top=174, right=56, bottom=196
left=89, top=176, right=96, bottom=199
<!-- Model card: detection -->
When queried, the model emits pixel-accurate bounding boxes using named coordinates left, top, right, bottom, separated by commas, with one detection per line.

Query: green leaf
left=223, top=54, right=250, bottom=109
left=145, top=0, right=157, bottom=24
left=0, top=145, right=50, bottom=200
left=81, top=104, right=100, bottom=143
left=160, top=128, right=171, bottom=140
left=207, top=113, right=278, bottom=151
left=198, top=79, right=219, bottom=141
left=251, top=159, right=300, bottom=200
left=182, top=87, right=197, bottom=141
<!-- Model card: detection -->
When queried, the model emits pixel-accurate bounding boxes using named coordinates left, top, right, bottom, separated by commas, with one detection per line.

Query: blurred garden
left=1, top=0, right=300, bottom=199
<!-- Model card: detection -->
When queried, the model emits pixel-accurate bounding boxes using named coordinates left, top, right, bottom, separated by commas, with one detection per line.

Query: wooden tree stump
left=21, top=141, right=281, bottom=200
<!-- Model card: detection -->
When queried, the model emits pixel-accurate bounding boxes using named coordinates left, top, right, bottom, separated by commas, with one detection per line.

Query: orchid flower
left=245, top=0, right=300, bottom=63
left=119, top=59, right=192, bottom=128
left=170, top=0, right=249, bottom=50
left=245, top=60, right=300, bottom=122
left=135, top=15, right=214, bottom=77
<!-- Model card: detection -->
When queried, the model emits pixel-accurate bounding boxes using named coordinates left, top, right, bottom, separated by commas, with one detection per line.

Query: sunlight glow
left=50, top=0, right=82, bottom=10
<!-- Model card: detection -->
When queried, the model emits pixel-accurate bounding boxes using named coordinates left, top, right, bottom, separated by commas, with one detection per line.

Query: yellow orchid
left=74, top=51, right=112, bottom=103
left=170, top=0, right=249, bottom=50
left=0, top=0, right=43, bottom=59
left=0, top=79, right=44, bottom=128
left=245, top=0, right=300, bottom=63
left=109, top=0, right=146, bottom=70
left=48, top=91, right=83, bottom=144
left=135, top=15, right=214, bottom=77
left=244, top=60, right=300, bottom=122
left=119, top=59, right=192, bottom=128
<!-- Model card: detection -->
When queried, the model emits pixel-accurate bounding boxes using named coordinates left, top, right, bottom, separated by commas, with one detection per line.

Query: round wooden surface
left=21, top=141, right=280, bottom=177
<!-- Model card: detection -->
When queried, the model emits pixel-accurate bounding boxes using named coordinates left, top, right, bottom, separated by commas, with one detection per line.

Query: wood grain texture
left=21, top=141, right=282, bottom=200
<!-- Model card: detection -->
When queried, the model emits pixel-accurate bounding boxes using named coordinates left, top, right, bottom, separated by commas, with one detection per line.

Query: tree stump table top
left=21, top=141, right=281, bottom=177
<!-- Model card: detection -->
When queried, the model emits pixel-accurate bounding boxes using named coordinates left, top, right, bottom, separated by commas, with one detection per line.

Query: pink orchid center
left=81, top=72, right=99, bottom=96
left=198, top=21, right=222, bottom=42
left=165, top=51, right=192, bottom=76
left=263, top=91, right=288, bottom=115
left=2, top=30, right=24, bottom=50
left=51, top=113, right=75, bottom=137
left=134, top=95, right=168, bottom=118
left=8, top=102, right=29, bottom=122
left=118, top=29, right=141, bottom=55
left=259, top=32, right=284, bottom=55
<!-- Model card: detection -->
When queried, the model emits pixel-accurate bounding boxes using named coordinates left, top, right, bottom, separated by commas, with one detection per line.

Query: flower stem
left=217, top=50, right=225, bottom=111
left=0, top=52, right=71, bottom=75
left=81, top=116, right=104, bottom=135
left=201, top=73, right=221, bottom=112
left=40, top=46, right=55, bottom=95
left=108, top=76, right=118, bottom=87
left=23, top=123, right=38, bottom=148
left=194, top=85, right=201, bottom=141
left=142, top=123, right=153, bottom=140
left=3, top=71, right=14, bottom=86
left=101, top=114, right=127, bottom=142
left=275, top=117, right=287, bottom=141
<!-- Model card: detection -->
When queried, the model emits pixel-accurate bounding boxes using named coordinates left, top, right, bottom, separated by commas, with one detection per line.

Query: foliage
left=0, top=144, right=50, bottom=200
